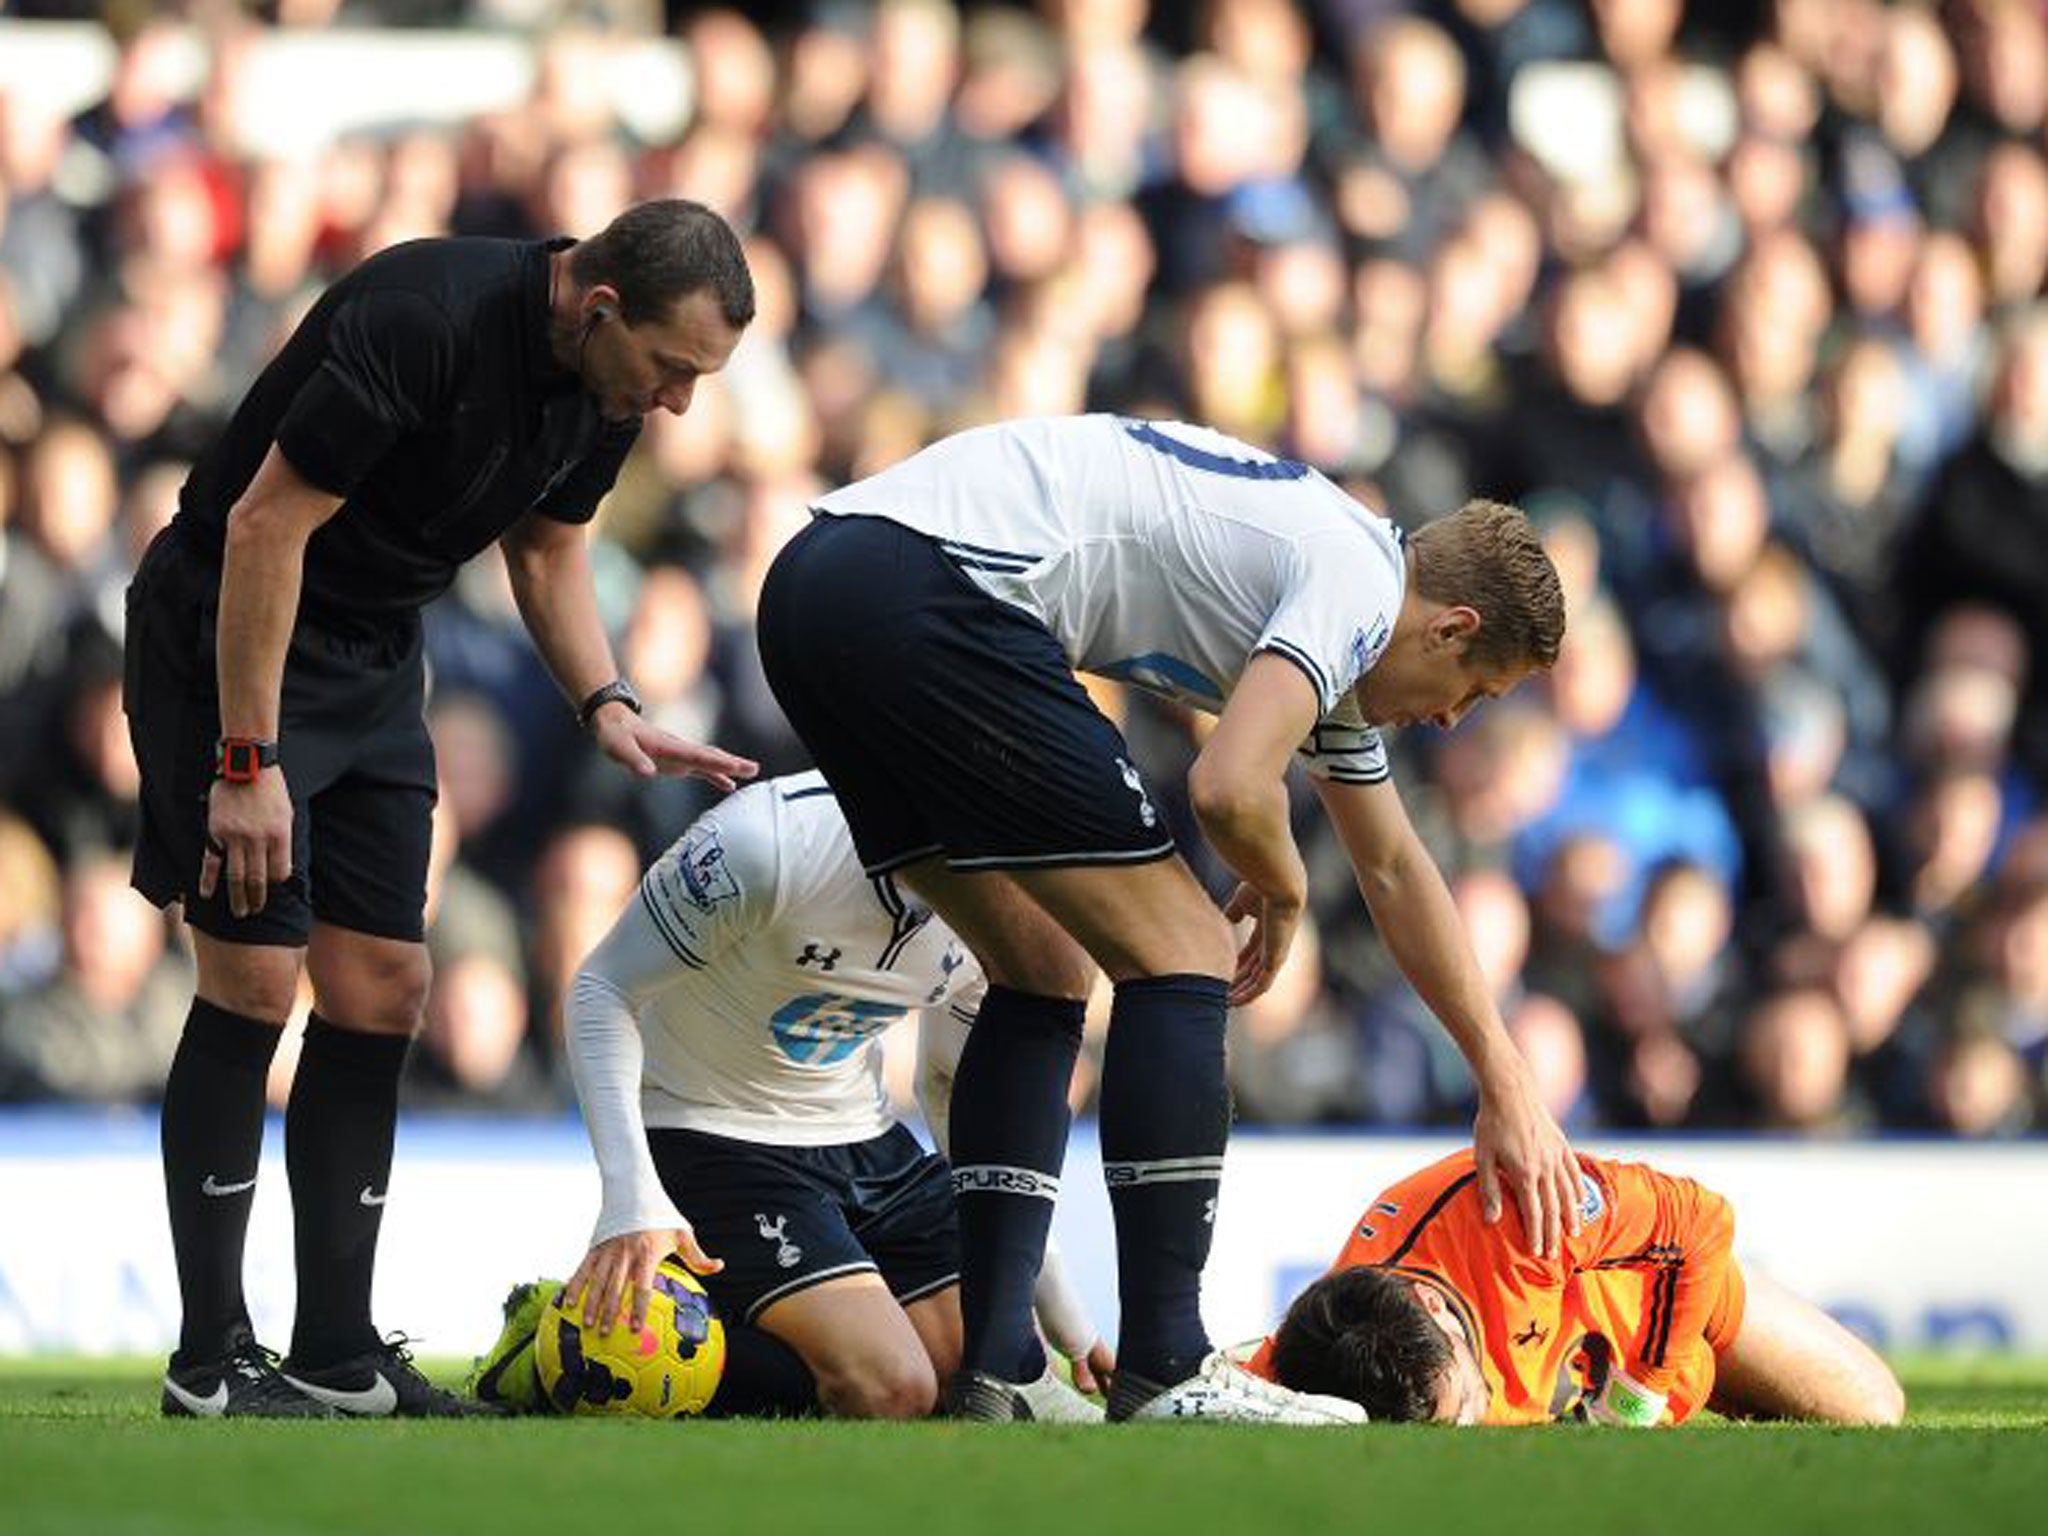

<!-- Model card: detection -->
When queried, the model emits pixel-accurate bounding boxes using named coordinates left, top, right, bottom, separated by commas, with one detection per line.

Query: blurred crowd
left=2, top=0, right=2046, bottom=1138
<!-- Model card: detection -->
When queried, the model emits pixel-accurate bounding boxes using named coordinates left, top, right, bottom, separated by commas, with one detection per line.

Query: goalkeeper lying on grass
left=1243, top=1148, right=1905, bottom=1426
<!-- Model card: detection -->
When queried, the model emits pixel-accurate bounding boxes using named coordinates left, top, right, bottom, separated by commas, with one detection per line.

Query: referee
left=124, top=200, right=759, bottom=1417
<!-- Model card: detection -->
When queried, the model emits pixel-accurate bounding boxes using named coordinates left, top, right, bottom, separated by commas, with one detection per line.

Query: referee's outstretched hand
left=590, top=706, right=759, bottom=794
left=200, top=770, right=293, bottom=919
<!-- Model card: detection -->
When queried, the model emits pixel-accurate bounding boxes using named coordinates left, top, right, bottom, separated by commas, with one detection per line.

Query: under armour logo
left=797, top=943, right=841, bottom=971
left=1516, top=1319, right=1550, bottom=1348
left=1116, top=757, right=1158, bottom=829
left=1202, top=1197, right=1218, bottom=1226
left=755, top=1212, right=804, bottom=1269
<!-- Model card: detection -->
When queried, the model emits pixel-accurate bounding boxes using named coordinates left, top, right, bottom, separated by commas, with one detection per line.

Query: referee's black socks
left=1099, top=973, right=1230, bottom=1389
left=162, top=999, right=284, bottom=1364
left=946, top=985, right=1086, bottom=1383
left=285, top=1015, right=411, bottom=1369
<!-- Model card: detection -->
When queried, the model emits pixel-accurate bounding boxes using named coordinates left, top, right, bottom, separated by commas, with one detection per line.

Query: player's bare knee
left=968, top=936, right=1094, bottom=1001
left=1882, top=1377, right=1907, bottom=1426
left=1021, top=950, right=1097, bottom=1002
left=363, top=952, right=431, bottom=1037
left=875, top=1352, right=940, bottom=1420
left=203, top=977, right=299, bottom=1025
left=921, top=1334, right=962, bottom=1387
left=197, top=948, right=302, bottom=1024
left=966, top=927, right=1095, bottom=1000
left=1117, top=906, right=1232, bottom=983
left=1831, top=1329, right=1905, bottom=1426
left=818, top=1351, right=938, bottom=1420
left=314, top=949, right=432, bottom=1037
left=1141, top=883, right=1235, bottom=981
left=1854, top=1369, right=1906, bottom=1427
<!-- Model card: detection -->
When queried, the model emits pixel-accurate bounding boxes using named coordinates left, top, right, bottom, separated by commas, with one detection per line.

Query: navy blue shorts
left=646, top=1123, right=959, bottom=1325
left=756, top=513, right=1176, bottom=876
left=124, top=526, right=435, bottom=947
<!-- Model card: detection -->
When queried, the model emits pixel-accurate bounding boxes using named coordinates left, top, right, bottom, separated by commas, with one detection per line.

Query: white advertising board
left=0, top=1114, right=2040, bottom=1357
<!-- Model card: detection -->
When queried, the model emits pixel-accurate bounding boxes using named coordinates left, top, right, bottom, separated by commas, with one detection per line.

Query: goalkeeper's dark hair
left=1268, top=1266, right=1455, bottom=1423
left=570, top=199, right=756, bottom=330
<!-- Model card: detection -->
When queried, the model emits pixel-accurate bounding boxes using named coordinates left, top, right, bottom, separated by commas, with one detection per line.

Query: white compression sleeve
left=565, top=965, right=689, bottom=1245
left=914, top=1000, right=974, bottom=1156
left=1034, top=1234, right=1099, bottom=1361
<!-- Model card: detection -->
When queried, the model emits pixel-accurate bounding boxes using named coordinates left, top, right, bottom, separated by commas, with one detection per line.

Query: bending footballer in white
left=562, top=770, right=1106, bottom=1419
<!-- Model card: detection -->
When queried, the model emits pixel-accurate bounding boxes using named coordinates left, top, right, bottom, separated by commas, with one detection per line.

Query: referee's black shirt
left=172, top=236, right=636, bottom=634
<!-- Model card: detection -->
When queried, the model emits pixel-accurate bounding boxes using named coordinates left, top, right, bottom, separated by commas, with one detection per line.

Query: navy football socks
left=1099, top=973, right=1231, bottom=1387
left=945, top=985, right=1086, bottom=1381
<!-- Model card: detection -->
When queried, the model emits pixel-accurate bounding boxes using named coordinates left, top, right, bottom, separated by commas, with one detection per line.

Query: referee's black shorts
left=123, top=525, right=436, bottom=948
left=756, top=512, right=1175, bottom=878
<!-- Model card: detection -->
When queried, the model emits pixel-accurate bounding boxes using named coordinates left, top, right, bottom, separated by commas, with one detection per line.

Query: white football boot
left=1014, top=1362, right=1106, bottom=1423
left=1109, top=1349, right=1367, bottom=1425
left=946, top=1360, right=1106, bottom=1422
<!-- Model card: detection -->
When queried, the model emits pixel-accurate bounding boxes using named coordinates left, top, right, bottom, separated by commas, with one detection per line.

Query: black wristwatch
left=577, top=678, right=644, bottom=730
left=214, top=736, right=280, bottom=784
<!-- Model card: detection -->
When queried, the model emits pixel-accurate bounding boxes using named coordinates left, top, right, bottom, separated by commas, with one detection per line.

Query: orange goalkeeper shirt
left=1245, top=1150, right=1745, bottom=1424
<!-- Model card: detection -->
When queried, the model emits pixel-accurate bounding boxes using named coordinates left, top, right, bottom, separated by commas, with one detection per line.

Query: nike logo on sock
left=359, top=1186, right=387, bottom=1207
left=162, top=1377, right=230, bottom=1415
left=200, top=1174, right=257, bottom=1197
left=285, top=1370, right=399, bottom=1416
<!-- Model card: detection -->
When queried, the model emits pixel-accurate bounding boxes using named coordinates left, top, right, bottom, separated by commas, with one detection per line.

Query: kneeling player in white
left=534, top=772, right=1107, bottom=1419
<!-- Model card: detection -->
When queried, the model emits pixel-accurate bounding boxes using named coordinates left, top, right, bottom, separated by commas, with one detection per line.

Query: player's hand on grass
left=1472, top=1057, right=1581, bottom=1261
left=566, top=1224, right=724, bottom=1332
left=1068, top=1339, right=1116, bottom=1397
left=591, top=708, right=759, bottom=793
left=200, top=771, right=293, bottom=919
left=1223, top=882, right=1303, bottom=1006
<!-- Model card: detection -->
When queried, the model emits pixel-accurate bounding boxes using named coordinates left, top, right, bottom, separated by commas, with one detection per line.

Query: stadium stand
left=0, top=0, right=2044, bottom=1142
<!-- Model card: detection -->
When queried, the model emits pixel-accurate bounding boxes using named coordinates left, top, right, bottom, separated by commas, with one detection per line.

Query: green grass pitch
left=1, top=1357, right=2041, bottom=1536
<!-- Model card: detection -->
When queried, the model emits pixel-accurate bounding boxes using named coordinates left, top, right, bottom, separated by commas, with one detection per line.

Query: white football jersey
left=600, top=772, right=984, bottom=1145
left=812, top=414, right=1405, bottom=784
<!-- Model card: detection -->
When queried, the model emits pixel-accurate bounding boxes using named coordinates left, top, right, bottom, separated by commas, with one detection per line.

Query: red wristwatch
left=215, top=736, right=280, bottom=784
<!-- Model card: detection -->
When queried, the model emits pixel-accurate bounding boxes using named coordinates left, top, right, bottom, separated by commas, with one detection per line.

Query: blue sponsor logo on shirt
left=769, top=994, right=907, bottom=1065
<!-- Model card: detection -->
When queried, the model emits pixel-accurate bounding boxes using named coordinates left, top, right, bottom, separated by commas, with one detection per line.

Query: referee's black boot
left=283, top=1335, right=503, bottom=1417
left=162, top=1326, right=338, bottom=1418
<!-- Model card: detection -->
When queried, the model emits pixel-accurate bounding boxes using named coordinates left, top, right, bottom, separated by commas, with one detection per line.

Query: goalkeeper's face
left=1413, top=1279, right=1491, bottom=1425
